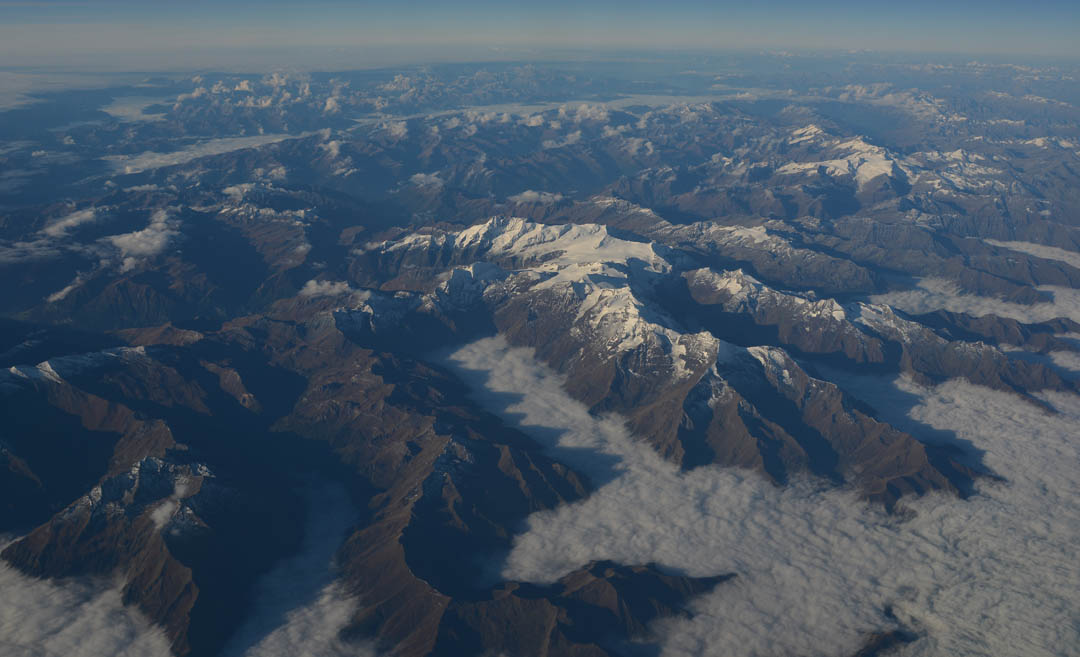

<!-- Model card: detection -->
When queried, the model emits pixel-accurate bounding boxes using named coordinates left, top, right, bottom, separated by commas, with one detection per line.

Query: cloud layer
left=224, top=483, right=365, bottom=657
left=445, top=336, right=1080, bottom=657
left=0, top=553, right=173, bottom=657
left=104, top=134, right=297, bottom=175
left=871, top=277, right=1080, bottom=323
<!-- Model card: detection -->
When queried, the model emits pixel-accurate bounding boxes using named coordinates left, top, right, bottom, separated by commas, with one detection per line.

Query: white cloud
left=507, top=190, right=563, bottom=204
left=0, top=555, right=172, bottom=657
left=559, top=103, right=609, bottom=123
left=871, top=277, right=1080, bottom=323
left=173, top=86, right=207, bottom=105
left=41, top=208, right=98, bottom=238
left=409, top=172, right=443, bottom=187
left=985, top=239, right=1080, bottom=270
left=46, top=274, right=86, bottom=303
left=104, top=134, right=298, bottom=175
left=541, top=130, right=581, bottom=150
left=223, top=484, right=366, bottom=657
left=321, top=140, right=342, bottom=159
left=383, top=122, right=408, bottom=139
left=623, top=137, right=655, bottom=156
left=106, top=209, right=178, bottom=264
left=100, top=96, right=167, bottom=123
left=445, top=336, right=1080, bottom=657
left=521, top=114, right=545, bottom=127
left=236, top=583, right=369, bottom=657
left=0, top=238, right=67, bottom=264
left=263, top=72, right=289, bottom=88
left=298, top=280, right=352, bottom=298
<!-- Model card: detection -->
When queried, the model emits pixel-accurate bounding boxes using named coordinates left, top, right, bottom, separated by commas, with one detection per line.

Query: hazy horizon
left=1, top=0, right=1078, bottom=72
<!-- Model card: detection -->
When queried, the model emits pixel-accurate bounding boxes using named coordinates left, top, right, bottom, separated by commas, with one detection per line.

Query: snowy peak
left=453, top=216, right=666, bottom=270
left=779, top=128, right=901, bottom=191
left=685, top=268, right=847, bottom=323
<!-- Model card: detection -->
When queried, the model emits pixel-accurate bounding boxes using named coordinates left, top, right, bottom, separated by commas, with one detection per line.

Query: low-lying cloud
left=409, top=172, right=443, bottom=187
left=105, top=209, right=178, bottom=269
left=541, top=130, right=582, bottom=150
left=104, top=134, right=297, bottom=175
left=225, top=482, right=364, bottom=657
left=507, top=190, right=563, bottom=204
left=871, top=277, right=1080, bottom=323
left=985, top=239, right=1080, bottom=270
left=445, top=336, right=1080, bottom=657
left=298, top=279, right=352, bottom=298
left=0, top=554, right=172, bottom=657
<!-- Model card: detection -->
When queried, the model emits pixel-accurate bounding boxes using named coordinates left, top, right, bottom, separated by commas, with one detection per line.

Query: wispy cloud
left=41, top=208, right=98, bottom=238
left=445, top=336, right=1080, bottom=657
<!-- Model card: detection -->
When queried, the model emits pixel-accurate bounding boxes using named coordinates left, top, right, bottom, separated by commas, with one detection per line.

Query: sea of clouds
left=445, top=336, right=1080, bottom=657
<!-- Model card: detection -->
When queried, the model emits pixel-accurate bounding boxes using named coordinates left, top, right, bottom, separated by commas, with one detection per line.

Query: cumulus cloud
left=298, top=280, right=352, bottom=298
left=445, top=336, right=1080, bottom=657
left=223, top=484, right=365, bottom=657
left=541, top=130, right=582, bottom=150
left=41, top=208, right=98, bottom=238
left=105, top=209, right=178, bottom=267
left=382, top=122, right=408, bottom=139
left=0, top=555, right=172, bottom=657
left=321, top=140, right=342, bottom=159
left=871, top=277, right=1080, bottom=323
left=521, top=114, right=545, bottom=127
left=559, top=103, right=609, bottom=123
left=409, top=172, right=443, bottom=187
left=623, top=137, right=655, bottom=156
left=507, top=190, right=563, bottom=204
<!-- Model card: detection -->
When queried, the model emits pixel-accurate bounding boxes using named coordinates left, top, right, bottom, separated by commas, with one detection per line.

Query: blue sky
left=1, top=0, right=1077, bottom=69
